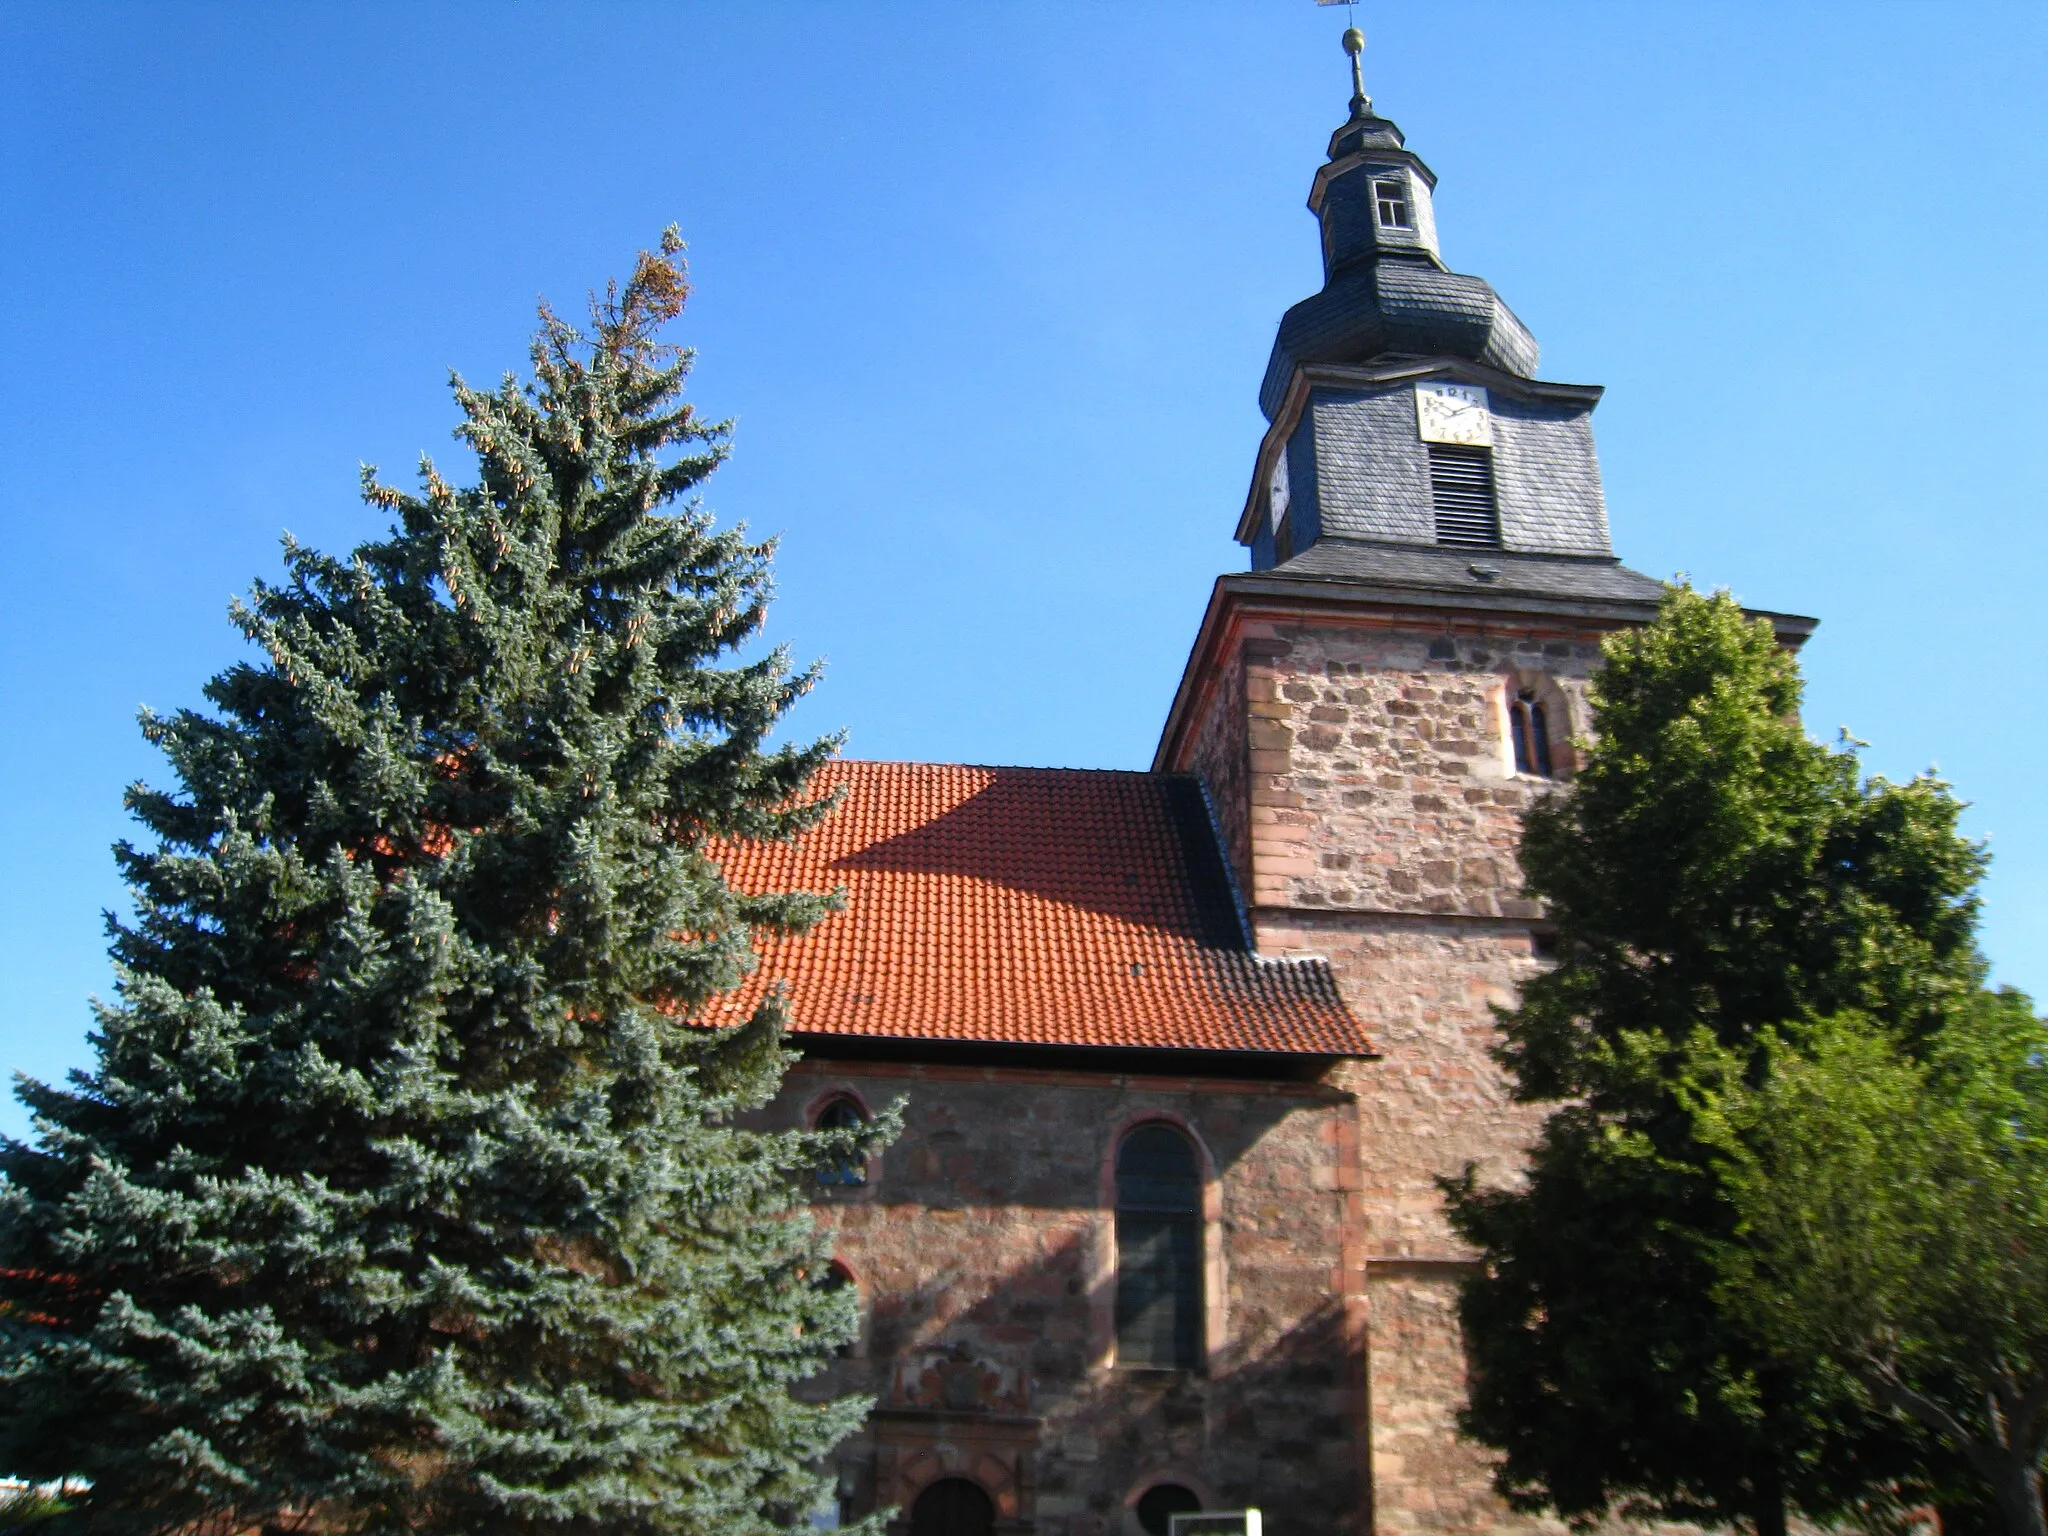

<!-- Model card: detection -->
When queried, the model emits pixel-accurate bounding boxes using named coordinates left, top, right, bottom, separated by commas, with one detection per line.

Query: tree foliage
left=1446, top=584, right=1986, bottom=1533
left=1696, top=995, right=2048, bottom=1536
left=0, top=231, right=886, bottom=1536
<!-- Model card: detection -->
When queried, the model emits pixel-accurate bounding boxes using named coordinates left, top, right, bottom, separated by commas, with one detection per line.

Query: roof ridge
left=826, top=759, right=1170, bottom=779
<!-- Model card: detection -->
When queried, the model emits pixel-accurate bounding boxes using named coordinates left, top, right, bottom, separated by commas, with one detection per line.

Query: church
left=722, top=31, right=1813, bottom=1536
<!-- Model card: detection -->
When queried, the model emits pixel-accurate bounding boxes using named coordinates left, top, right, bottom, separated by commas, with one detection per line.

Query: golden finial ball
left=1342, top=26, right=1365, bottom=56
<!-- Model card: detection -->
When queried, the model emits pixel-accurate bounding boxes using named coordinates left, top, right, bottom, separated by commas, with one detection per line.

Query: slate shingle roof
left=708, top=761, right=1369, bottom=1057
left=1271, top=537, right=1668, bottom=606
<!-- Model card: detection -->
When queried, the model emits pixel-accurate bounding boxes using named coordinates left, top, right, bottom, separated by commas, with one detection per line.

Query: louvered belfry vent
left=1428, top=444, right=1502, bottom=548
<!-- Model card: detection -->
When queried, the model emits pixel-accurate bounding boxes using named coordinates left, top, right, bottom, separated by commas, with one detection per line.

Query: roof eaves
left=1219, top=569, right=1819, bottom=644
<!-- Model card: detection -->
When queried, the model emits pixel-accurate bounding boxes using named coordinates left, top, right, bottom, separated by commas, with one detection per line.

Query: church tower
left=743, top=28, right=1821, bottom=1536
left=1154, top=31, right=1810, bottom=1536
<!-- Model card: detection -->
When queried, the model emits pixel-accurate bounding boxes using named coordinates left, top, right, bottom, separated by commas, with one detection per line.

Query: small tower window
left=1427, top=444, right=1502, bottom=548
left=814, top=1096, right=869, bottom=1186
left=1510, top=689, right=1554, bottom=778
left=1115, top=1124, right=1203, bottom=1369
left=1373, top=175, right=1412, bottom=229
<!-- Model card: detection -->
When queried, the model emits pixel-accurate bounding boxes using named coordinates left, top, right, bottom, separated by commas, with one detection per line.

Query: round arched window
left=910, top=1476, right=994, bottom=1536
left=817, top=1260, right=857, bottom=1358
left=814, top=1096, right=869, bottom=1187
left=1136, top=1482, right=1202, bottom=1536
left=1115, top=1123, right=1202, bottom=1369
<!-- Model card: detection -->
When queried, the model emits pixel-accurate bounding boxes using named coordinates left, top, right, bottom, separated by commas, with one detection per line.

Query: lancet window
left=1115, top=1123, right=1203, bottom=1369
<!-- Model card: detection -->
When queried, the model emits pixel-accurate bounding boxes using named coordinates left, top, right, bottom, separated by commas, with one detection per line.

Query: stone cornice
left=1152, top=572, right=1815, bottom=776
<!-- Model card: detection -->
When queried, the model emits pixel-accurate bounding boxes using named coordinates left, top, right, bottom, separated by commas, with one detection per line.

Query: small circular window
left=1135, top=1483, right=1201, bottom=1536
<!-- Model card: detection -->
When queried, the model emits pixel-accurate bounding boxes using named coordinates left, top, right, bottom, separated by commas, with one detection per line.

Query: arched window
left=814, top=1096, right=869, bottom=1187
left=1509, top=688, right=1553, bottom=778
left=910, top=1477, right=994, bottom=1536
left=1115, top=1123, right=1202, bottom=1369
left=1136, top=1483, right=1203, bottom=1535
left=819, top=1261, right=857, bottom=1359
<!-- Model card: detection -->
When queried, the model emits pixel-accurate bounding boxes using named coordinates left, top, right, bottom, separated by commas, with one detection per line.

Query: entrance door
left=910, top=1477, right=995, bottom=1536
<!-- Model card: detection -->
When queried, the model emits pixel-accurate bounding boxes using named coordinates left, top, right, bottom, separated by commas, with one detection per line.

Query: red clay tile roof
left=708, top=761, right=1370, bottom=1056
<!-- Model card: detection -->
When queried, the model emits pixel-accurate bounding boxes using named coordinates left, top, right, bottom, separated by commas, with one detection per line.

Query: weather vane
left=1315, top=0, right=1370, bottom=115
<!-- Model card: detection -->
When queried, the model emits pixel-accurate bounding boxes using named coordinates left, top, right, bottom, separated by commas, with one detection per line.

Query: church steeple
left=1258, top=30, right=1538, bottom=422
left=1342, top=23, right=1370, bottom=116
left=1238, top=29, right=1631, bottom=581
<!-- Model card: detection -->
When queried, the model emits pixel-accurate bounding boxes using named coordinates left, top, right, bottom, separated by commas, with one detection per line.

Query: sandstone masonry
left=766, top=1059, right=1367, bottom=1536
left=753, top=39, right=1821, bottom=1536
left=1165, top=598, right=1618, bottom=1536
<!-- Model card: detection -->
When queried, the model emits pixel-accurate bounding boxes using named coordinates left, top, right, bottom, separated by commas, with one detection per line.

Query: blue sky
left=1, top=3, right=2043, bottom=1138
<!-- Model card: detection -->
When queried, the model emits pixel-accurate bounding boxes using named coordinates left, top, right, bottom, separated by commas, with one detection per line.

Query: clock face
left=1415, top=381, right=1493, bottom=446
left=1269, top=450, right=1292, bottom=529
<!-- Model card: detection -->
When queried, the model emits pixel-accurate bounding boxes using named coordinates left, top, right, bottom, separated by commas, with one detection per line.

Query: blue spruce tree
left=0, top=231, right=884, bottom=1536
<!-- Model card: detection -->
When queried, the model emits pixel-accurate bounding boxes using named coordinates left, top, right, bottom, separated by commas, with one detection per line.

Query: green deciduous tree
left=1446, top=584, right=1986, bottom=1534
left=0, top=231, right=886, bottom=1536
left=1695, top=994, right=2048, bottom=1536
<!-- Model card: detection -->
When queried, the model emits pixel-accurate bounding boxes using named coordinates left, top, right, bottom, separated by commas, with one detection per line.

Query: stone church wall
left=1272, top=914, right=1550, bottom=1536
left=769, top=1057, right=1368, bottom=1536
left=1216, top=610, right=1617, bottom=1536
left=1236, top=618, right=1598, bottom=920
left=767, top=603, right=1637, bottom=1534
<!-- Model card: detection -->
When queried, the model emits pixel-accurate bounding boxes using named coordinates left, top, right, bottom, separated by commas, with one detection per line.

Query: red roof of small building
left=709, top=760, right=1370, bottom=1057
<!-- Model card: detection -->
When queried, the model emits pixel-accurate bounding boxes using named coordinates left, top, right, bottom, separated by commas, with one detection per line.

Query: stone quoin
left=720, top=33, right=1816, bottom=1536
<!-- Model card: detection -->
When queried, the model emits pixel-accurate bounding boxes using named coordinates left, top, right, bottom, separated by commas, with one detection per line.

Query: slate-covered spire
left=1258, top=30, right=1539, bottom=421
